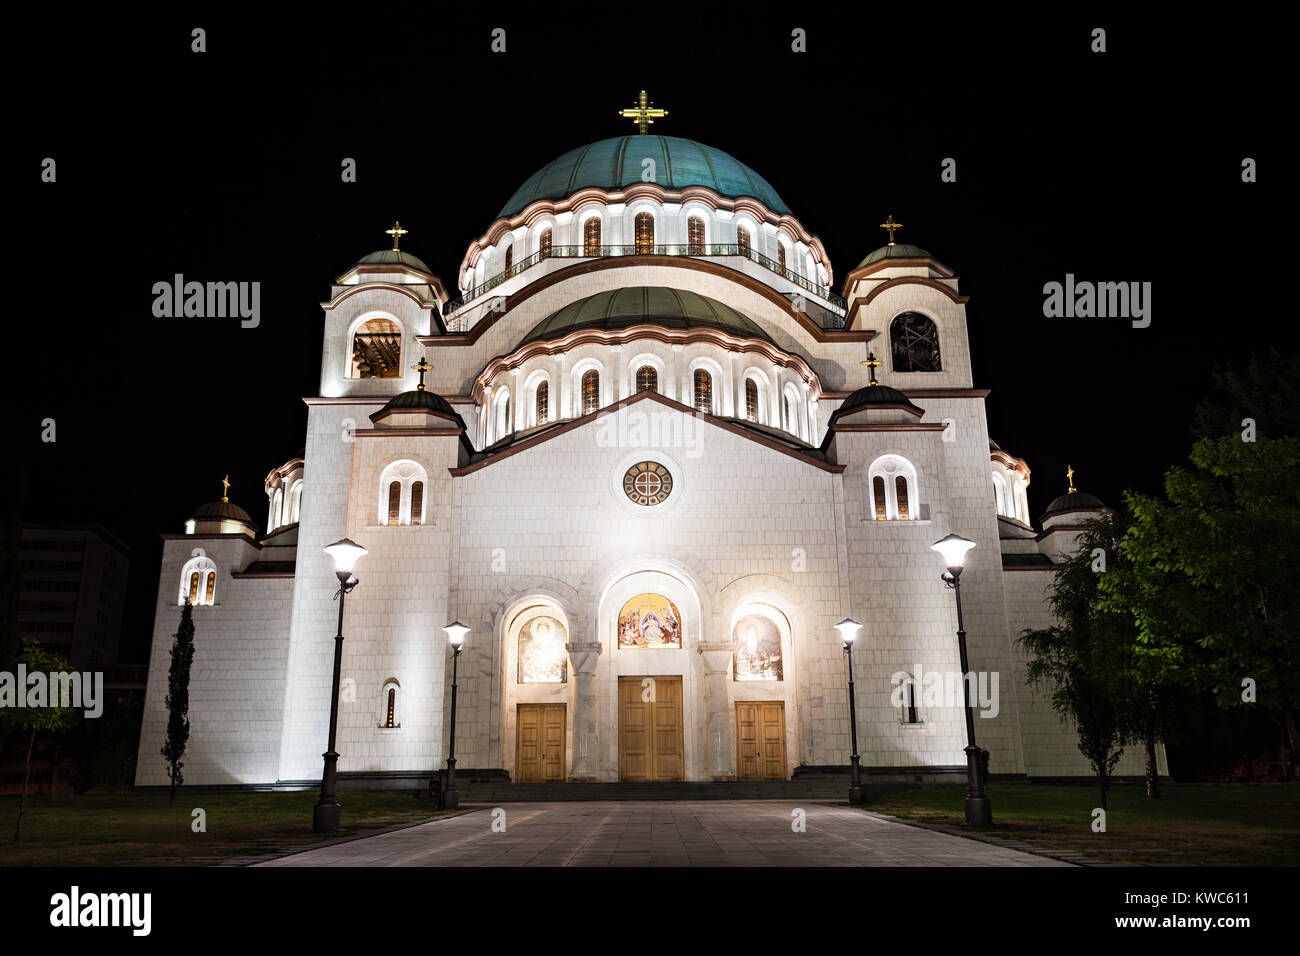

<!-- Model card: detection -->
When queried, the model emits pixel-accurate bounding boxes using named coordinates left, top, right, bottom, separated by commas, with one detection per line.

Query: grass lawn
left=0, top=791, right=454, bottom=866
left=864, top=783, right=1300, bottom=866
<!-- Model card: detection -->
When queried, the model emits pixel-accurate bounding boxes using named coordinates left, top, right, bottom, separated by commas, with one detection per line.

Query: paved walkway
left=257, top=801, right=1071, bottom=867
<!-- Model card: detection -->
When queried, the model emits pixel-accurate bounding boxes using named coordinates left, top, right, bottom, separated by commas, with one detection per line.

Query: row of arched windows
left=179, top=552, right=217, bottom=606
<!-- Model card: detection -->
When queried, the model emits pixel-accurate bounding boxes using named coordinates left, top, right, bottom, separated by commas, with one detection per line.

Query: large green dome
left=521, top=287, right=773, bottom=345
left=499, top=136, right=790, bottom=218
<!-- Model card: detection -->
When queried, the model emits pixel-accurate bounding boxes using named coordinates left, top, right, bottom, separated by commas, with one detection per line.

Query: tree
left=1018, top=514, right=1149, bottom=809
left=1192, top=349, right=1299, bottom=441
left=2, top=643, right=76, bottom=841
left=1104, top=434, right=1300, bottom=779
left=161, top=600, right=197, bottom=805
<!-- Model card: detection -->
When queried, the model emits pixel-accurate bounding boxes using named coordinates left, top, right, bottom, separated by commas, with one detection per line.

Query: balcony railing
left=444, top=244, right=848, bottom=326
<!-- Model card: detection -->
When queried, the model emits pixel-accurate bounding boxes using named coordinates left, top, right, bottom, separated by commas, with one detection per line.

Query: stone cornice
left=843, top=277, right=969, bottom=330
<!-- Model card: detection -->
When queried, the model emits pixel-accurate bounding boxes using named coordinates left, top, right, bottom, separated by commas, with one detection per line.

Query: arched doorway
left=500, top=599, right=573, bottom=783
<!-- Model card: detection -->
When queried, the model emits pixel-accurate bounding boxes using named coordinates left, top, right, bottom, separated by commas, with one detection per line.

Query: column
left=698, top=641, right=735, bottom=781
left=566, top=641, right=602, bottom=782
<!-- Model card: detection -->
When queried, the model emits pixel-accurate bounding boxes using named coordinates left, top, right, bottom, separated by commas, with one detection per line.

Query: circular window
left=622, top=461, right=673, bottom=506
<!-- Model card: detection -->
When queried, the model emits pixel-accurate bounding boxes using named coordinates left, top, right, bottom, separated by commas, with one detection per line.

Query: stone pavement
left=257, top=801, right=1073, bottom=867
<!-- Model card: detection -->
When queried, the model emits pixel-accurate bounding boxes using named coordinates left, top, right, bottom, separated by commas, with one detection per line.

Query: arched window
left=385, top=687, right=396, bottom=728
left=179, top=551, right=217, bottom=606
left=777, top=242, right=787, bottom=273
left=288, top=481, right=302, bottom=524
left=536, top=381, right=549, bottom=424
left=539, top=227, right=552, bottom=259
left=890, top=312, right=942, bottom=372
left=745, top=378, right=759, bottom=422
left=868, top=455, right=920, bottom=520
left=583, top=218, right=602, bottom=256
left=872, top=477, right=887, bottom=520
left=379, top=680, right=401, bottom=729
left=270, top=487, right=283, bottom=531
left=636, top=365, right=658, bottom=393
left=378, top=461, right=430, bottom=526
left=687, top=216, right=705, bottom=255
left=896, top=673, right=923, bottom=724
left=492, top=388, right=511, bottom=440
left=387, top=481, right=401, bottom=526
left=737, top=225, right=751, bottom=257
left=694, top=370, right=713, bottom=413
left=350, top=317, right=402, bottom=378
left=634, top=212, right=654, bottom=254
left=906, top=679, right=921, bottom=724
left=784, top=389, right=800, bottom=436
left=410, top=482, right=424, bottom=526
left=503, top=245, right=513, bottom=273
left=581, top=369, right=600, bottom=414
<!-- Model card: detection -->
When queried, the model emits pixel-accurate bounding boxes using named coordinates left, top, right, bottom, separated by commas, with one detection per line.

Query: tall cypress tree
left=161, top=600, right=196, bottom=806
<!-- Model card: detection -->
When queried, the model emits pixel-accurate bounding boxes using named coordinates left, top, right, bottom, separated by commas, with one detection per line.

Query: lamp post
left=442, top=621, right=469, bottom=809
left=313, top=537, right=368, bottom=833
left=930, top=532, right=993, bottom=826
left=835, top=617, right=865, bottom=805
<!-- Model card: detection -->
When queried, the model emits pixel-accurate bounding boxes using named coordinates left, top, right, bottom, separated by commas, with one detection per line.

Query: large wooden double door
left=736, top=701, right=787, bottom=780
left=618, top=676, right=684, bottom=781
left=516, top=703, right=566, bottom=782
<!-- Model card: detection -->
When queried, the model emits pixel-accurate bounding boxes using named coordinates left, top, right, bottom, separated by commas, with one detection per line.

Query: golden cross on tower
left=385, top=221, right=409, bottom=251
left=619, top=90, right=667, bottom=135
left=411, top=356, right=433, bottom=391
left=1066, top=464, right=1076, bottom=494
left=879, top=215, right=903, bottom=246
left=861, top=350, right=883, bottom=386
left=221, top=475, right=230, bottom=502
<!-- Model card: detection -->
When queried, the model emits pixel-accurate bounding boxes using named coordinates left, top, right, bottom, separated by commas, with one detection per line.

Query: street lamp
left=442, top=621, right=469, bottom=809
left=930, top=532, right=993, bottom=826
left=835, top=617, right=865, bottom=805
left=313, top=537, right=367, bottom=832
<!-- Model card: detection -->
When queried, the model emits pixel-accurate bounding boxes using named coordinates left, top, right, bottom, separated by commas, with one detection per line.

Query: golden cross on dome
left=385, top=221, right=409, bottom=250
left=620, top=90, right=667, bottom=135
left=221, top=475, right=230, bottom=502
left=861, top=350, right=882, bottom=386
left=1066, top=464, right=1076, bottom=494
left=411, top=356, right=433, bottom=391
left=879, top=215, right=903, bottom=245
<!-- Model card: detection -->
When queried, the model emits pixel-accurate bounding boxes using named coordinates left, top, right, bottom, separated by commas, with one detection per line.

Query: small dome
left=370, top=389, right=465, bottom=429
left=521, top=287, right=773, bottom=346
left=500, top=135, right=790, bottom=218
left=191, top=499, right=254, bottom=524
left=1042, top=490, right=1108, bottom=520
left=856, top=243, right=931, bottom=270
left=837, top=384, right=924, bottom=417
left=355, top=249, right=434, bottom=274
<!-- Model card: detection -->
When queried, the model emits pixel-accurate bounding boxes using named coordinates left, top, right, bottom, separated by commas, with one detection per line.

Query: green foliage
left=1019, top=513, right=1145, bottom=808
left=1103, top=435, right=1300, bottom=729
left=161, top=601, right=196, bottom=799
left=0, top=643, right=77, bottom=735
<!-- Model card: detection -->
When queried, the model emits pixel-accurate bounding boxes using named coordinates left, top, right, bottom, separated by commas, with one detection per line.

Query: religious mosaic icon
left=617, top=593, right=682, bottom=649
left=732, top=612, right=783, bottom=680
left=518, top=614, right=568, bottom=683
left=622, top=461, right=673, bottom=506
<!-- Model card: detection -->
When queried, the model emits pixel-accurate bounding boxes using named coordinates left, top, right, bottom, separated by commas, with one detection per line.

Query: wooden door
left=619, top=676, right=683, bottom=781
left=517, top=703, right=566, bottom=782
left=736, top=701, right=786, bottom=780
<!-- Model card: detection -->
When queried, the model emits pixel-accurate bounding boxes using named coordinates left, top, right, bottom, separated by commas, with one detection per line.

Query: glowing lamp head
left=834, top=618, right=862, bottom=647
left=322, top=538, right=367, bottom=579
left=444, top=621, right=470, bottom=650
left=931, top=533, right=976, bottom=573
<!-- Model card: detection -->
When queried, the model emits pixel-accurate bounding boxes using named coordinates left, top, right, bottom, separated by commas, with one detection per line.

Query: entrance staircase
left=454, top=779, right=850, bottom=802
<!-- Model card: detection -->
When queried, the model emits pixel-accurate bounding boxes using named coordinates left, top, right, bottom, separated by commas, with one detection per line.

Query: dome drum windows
left=890, top=312, right=942, bottom=373
left=686, top=216, right=705, bottom=256
left=583, top=217, right=602, bottom=257
left=538, top=227, right=553, bottom=259
left=867, top=456, right=920, bottom=521
left=636, top=364, right=658, bottom=394
left=378, top=461, right=429, bottom=527
left=744, top=378, right=759, bottom=422
left=737, top=225, right=752, bottom=258
left=693, top=369, right=713, bottom=414
left=535, top=381, right=550, bottom=425
left=581, top=369, right=600, bottom=415
left=634, top=212, right=655, bottom=255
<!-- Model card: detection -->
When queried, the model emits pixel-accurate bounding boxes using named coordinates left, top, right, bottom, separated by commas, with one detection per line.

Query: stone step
left=451, top=781, right=850, bottom=802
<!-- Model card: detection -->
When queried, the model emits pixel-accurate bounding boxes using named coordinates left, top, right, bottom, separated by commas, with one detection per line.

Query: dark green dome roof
left=1042, top=490, right=1108, bottom=519
left=837, top=384, right=924, bottom=416
left=191, top=499, right=254, bottom=525
left=355, top=249, right=434, bottom=274
left=856, top=243, right=931, bottom=270
left=521, top=287, right=773, bottom=346
left=499, top=136, right=790, bottom=218
left=373, top=388, right=461, bottom=422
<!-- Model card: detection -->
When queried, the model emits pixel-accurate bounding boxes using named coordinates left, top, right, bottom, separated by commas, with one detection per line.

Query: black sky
left=9, top=11, right=1283, bottom=662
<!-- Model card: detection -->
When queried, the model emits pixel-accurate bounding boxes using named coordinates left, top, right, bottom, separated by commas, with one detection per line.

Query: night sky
left=10, top=12, right=1280, bottom=663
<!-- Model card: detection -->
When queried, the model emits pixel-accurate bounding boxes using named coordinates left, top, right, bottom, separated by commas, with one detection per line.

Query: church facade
left=135, top=116, right=1160, bottom=789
